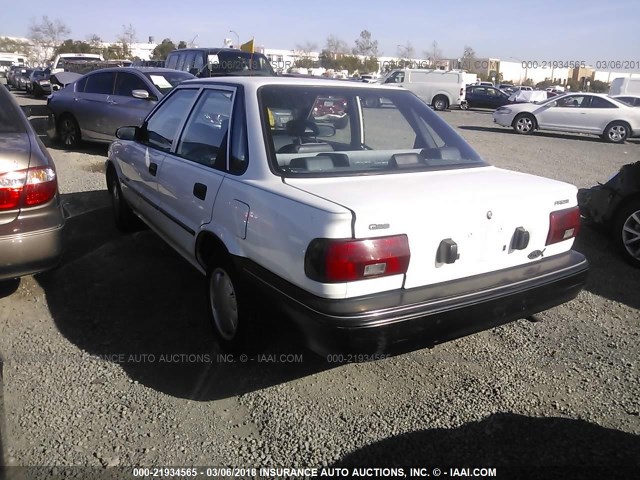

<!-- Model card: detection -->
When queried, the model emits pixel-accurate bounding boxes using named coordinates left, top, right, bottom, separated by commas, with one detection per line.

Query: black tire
left=206, top=256, right=254, bottom=351
left=57, top=115, right=81, bottom=148
left=108, top=170, right=139, bottom=232
left=512, top=113, right=536, bottom=135
left=603, top=121, right=630, bottom=144
left=432, top=95, right=449, bottom=111
left=460, top=102, right=470, bottom=110
left=613, top=199, right=640, bottom=268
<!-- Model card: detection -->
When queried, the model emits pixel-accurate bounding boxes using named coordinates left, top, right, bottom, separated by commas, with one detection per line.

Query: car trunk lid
left=284, top=166, right=579, bottom=288
left=0, top=133, right=33, bottom=225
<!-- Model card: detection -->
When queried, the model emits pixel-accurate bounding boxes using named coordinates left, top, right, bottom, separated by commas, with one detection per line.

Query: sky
left=2, top=0, right=640, bottom=68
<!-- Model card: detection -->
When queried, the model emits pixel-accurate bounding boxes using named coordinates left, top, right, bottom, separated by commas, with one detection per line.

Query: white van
left=380, top=69, right=471, bottom=110
left=50, top=53, right=104, bottom=74
left=609, top=77, right=640, bottom=96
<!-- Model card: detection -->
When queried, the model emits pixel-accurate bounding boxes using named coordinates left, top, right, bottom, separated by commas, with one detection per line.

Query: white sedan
left=493, top=93, right=640, bottom=143
left=106, top=76, right=588, bottom=355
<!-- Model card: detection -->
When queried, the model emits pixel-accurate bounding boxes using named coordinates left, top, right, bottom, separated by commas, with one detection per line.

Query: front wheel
left=603, top=121, right=630, bottom=144
left=613, top=199, right=640, bottom=267
left=512, top=113, right=536, bottom=135
left=207, top=258, right=254, bottom=351
left=108, top=172, right=139, bottom=232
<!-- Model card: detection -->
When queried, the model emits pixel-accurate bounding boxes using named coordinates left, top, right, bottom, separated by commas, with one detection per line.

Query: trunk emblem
left=486, top=210, right=493, bottom=219
left=369, top=223, right=390, bottom=230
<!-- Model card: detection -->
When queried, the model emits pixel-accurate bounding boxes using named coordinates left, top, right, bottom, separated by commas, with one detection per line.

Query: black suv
left=165, top=48, right=275, bottom=77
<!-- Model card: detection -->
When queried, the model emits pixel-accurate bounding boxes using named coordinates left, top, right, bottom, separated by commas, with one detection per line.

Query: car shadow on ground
left=457, top=125, right=615, bottom=143
left=573, top=226, right=640, bottom=310
left=36, top=191, right=329, bottom=401
left=332, top=413, right=639, bottom=476
left=0, top=279, right=20, bottom=300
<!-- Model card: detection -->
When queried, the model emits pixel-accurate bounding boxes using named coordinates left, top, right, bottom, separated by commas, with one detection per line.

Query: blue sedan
left=463, top=85, right=511, bottom=110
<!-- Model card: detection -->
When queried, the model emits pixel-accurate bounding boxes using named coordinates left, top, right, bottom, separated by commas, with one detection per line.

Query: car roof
left=169, top=47, right=265, bottom=55
left=178, top=76, right=410, bottom=90
left=82, top=67, right=192, bottom=75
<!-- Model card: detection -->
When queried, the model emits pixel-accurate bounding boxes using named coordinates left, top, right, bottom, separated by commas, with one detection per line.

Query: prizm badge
left=554, top=199, right=570, bottom=206
left=368, top=223, right=390, bottom=230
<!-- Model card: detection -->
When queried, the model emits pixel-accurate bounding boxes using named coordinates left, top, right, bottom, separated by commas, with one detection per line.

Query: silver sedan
left=492, top=93, right=640, bottom=143
left=47, top=67, right=194, bottom=148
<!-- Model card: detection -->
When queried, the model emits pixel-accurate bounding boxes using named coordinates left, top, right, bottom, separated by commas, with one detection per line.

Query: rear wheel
left=613, top=199, right=640, bottom=267
left=512, top=113, right=536, bottom=135
left=603, top=121, right=630, bottom=144
left=57, top=115, right=81, bottom=148
left=432, top=95, right=449, bottom=111
left=206, top=257, right=253, bottom=351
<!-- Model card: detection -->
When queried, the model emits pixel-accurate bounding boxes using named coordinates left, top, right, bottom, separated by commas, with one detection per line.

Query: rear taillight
left=546, top=206, right=581, bottom=245
left=0, top=167, right=57, bottom=211
left=305, top=235, right=411, bottom=283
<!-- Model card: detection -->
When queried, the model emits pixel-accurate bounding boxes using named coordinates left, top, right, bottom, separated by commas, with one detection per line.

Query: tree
left=117, top=23, right=137, bottom=57
left=151, top=38, right=177, bottom=60
left=397, top=42, right=414, bottom=60
left=295, top=42, right=318, bottom=57
left=177, top=40, right=187, bottom=49
left=0, top=37, right=31, bottom=56
left=353, top=30, right=378, bottom=56
left=55, top=39, right=94, bottom=55
left=325, top=34, right=349, bottom=57
left=28, top=15, right=70, bottom=62
left=460, top=45, right=476, bottom=70
left=86, top=34, right=103, bottom=55
left=590, top=80, right=609, bottom=93
left=425, top=40, right=442, bottom=67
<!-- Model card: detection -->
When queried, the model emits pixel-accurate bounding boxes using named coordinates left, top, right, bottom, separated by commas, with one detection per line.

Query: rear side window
left=589, top=96, right=616, bottom=109
left=114, top=73, right=148, bottom=97
left=84, top=72, right=115, bottom=95
left=144, top=89, right=198, bottom=152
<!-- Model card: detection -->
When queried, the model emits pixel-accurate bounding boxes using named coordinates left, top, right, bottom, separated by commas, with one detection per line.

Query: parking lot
left=1, top=91, right=639, bottom=473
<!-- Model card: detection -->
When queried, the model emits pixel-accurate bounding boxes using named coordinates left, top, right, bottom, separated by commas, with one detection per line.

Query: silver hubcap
left=608, top=125, right=627, bottom=142
left=622, top=210, right=640, bottom=261
left=209, top=268, right=238, bottom=341
left=516, top=116, right=533, bottom=132
left=435, top=99, right=446, bottom=110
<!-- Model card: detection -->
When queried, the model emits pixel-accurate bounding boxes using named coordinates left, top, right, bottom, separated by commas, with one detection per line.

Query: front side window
left=84, top=72, right=115, bottom=95
left=260, top=85, right=485, bottom=177
left=114, top=73, right=148, bottom=97
left=176, top=89, right=233, bottom=168
left=144, top=89, right=198, bottom=152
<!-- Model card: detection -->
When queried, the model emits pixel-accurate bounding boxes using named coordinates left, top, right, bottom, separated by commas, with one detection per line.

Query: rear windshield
left=209, top=52, right=274, bottom=76
left=0, top=91, right=26, bottom=133
left=260, top=85, right=486, bottom=177
left=55, top=56, right=101, bottom=68
left=143, top=71, right=194, bottom=95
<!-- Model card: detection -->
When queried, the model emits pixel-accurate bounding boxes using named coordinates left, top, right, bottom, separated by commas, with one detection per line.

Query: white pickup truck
left=106, top=77, right=588, bottom=355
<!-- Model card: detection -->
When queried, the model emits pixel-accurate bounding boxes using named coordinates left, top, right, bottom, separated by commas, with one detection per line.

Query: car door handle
left=148, top=162, right=158, bottom=176
left=193, top=183, right=207, bottom=200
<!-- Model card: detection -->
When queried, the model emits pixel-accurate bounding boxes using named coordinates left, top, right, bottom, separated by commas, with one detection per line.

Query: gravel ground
left=1, top=92, right=639, bottom=479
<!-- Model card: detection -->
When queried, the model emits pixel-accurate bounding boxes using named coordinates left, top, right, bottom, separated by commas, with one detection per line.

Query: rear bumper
left=240, top=250, right=588, bottom=355
left=0, top=226, right=64, bottom=281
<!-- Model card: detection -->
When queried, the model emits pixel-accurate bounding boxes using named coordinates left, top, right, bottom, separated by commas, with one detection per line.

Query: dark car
left=15, top=68, right=33, bottom=91
left=47, top=67, right=194, bottom=147
left=165, top=48, right=275, bottom=77
left=463, top=85, right=511, bottom=109
left=27, top=69, right=51, bottom=97
left=578, top=161, right=640, bottom=267
left=0, top=84, right=64, bottom=280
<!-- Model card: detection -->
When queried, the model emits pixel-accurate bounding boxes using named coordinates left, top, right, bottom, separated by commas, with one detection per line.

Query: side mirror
left=116, top=126, right=140, bottom=141
left=132, top=89, right=151, bottom=100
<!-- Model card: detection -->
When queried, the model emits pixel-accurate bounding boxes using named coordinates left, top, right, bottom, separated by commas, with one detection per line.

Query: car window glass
left=165, top=54, right=178, bottom=70
left=75, top=77, right=88, bottom=92
left=589, top=96, right=616, bottom=108
left=193, top=53, right=205, bottom=72
left=114, top=73, right=148, bottom=97
left=182, top=52, right=196, bottom=72
left=176, top=89, right=233, bottom=168
left=557, top=95, right=585, bottom=108
left=84, top=72, right=115, bottom=95
left=362, top=101, right=414, bottom=149
left=145, top=89, right=198, bottom=152
left=176, top=53, right=187, bottom=71
left=0, top=92, right=26, bottom=133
